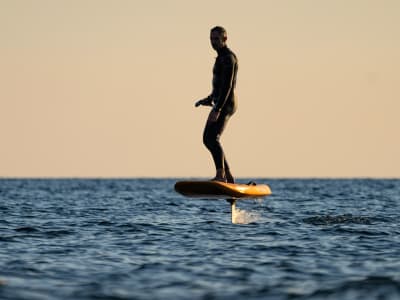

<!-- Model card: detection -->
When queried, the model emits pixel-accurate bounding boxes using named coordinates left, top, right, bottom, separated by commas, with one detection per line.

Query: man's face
left=210, top=31, right=226, bottom=51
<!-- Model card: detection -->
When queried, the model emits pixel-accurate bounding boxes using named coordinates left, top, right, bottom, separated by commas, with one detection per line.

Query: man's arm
left=195, top=95, right=213, bottom=107
left=213, top=54, right=236, bottom=112
left=195, top=95, right=219, bottom=123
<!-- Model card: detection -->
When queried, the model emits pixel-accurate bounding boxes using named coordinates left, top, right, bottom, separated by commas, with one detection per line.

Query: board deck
left=174, top=180, right=272, bottom=199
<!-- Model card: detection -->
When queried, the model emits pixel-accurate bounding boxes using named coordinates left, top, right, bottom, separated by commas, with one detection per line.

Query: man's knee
left=203, top=134, right=213, bottom=149
left=203, top=133, right=220, bottom=150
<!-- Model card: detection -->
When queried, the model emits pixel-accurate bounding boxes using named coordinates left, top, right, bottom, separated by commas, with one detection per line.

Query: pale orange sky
left=1, top=0, right=399, bottom=178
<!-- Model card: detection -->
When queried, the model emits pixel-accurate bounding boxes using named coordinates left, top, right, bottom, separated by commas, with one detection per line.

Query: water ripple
left=303, top=214, right=373, bottom=225
left=0, top=178, right=399, bottom=300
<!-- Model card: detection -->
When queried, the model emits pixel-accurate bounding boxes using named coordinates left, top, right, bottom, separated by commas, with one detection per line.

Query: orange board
left=174, top=181, right=271, bottom=199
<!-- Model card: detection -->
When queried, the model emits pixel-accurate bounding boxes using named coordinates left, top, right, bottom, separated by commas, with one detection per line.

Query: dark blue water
left=1, top=178, right=400, bottom=300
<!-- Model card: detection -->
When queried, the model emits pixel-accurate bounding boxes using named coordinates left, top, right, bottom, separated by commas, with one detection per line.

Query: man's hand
left=195, top=97, right=213, bottom=107
left=207, top=110, right=220, bottom=123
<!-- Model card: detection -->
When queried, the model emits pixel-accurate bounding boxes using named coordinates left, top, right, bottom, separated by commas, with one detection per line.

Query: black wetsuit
left=203, top=46, right=238, bottom=171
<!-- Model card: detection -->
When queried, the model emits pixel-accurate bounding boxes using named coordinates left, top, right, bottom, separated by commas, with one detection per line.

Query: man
left=195, top=26, right=238, bottom=183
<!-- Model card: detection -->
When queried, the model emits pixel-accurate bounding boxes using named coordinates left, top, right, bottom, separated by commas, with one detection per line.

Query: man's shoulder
left=220, top=48, right=237, bottom=64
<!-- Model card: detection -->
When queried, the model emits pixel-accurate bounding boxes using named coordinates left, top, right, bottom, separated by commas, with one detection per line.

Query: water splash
left=233, top=208, right=260, bottom=224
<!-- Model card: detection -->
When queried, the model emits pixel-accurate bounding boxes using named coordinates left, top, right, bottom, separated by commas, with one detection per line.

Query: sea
left=0, top=178, right=399, bottom=300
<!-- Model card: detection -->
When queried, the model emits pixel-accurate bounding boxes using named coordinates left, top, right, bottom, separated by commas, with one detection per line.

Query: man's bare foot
left=225, top=170, right=235, bottom=183
left=211, top=176, right=227, bottom=183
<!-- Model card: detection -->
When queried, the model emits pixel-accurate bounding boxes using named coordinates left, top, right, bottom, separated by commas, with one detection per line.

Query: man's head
left=210, top=26, right=227, bottom=51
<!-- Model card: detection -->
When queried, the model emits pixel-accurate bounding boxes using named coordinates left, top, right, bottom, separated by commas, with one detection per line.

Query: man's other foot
left=211, top=177, right=227, bottom=183
left=226, top=175, right=235, bottom=184
left=225, top=171, right=235, bottom=184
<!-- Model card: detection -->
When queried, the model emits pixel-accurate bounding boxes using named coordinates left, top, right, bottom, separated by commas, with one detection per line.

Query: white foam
left=232, top=208, right=260, bottom=224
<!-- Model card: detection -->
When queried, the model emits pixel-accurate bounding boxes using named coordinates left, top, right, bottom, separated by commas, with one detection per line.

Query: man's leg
left=203, top=111, right=233, bottom=181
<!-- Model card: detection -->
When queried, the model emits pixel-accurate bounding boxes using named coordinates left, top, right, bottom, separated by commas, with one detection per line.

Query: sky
left=1, top=0, right=399, bottom=178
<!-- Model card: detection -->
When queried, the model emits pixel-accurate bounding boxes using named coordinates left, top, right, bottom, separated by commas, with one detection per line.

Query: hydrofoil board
left=174, top=180, right=271, bottom=199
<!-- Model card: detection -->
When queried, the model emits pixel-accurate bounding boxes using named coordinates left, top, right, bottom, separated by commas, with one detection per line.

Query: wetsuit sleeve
left=203, top=95, right=213, bottom=106
left=213, top=54, right=236, bottom=112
